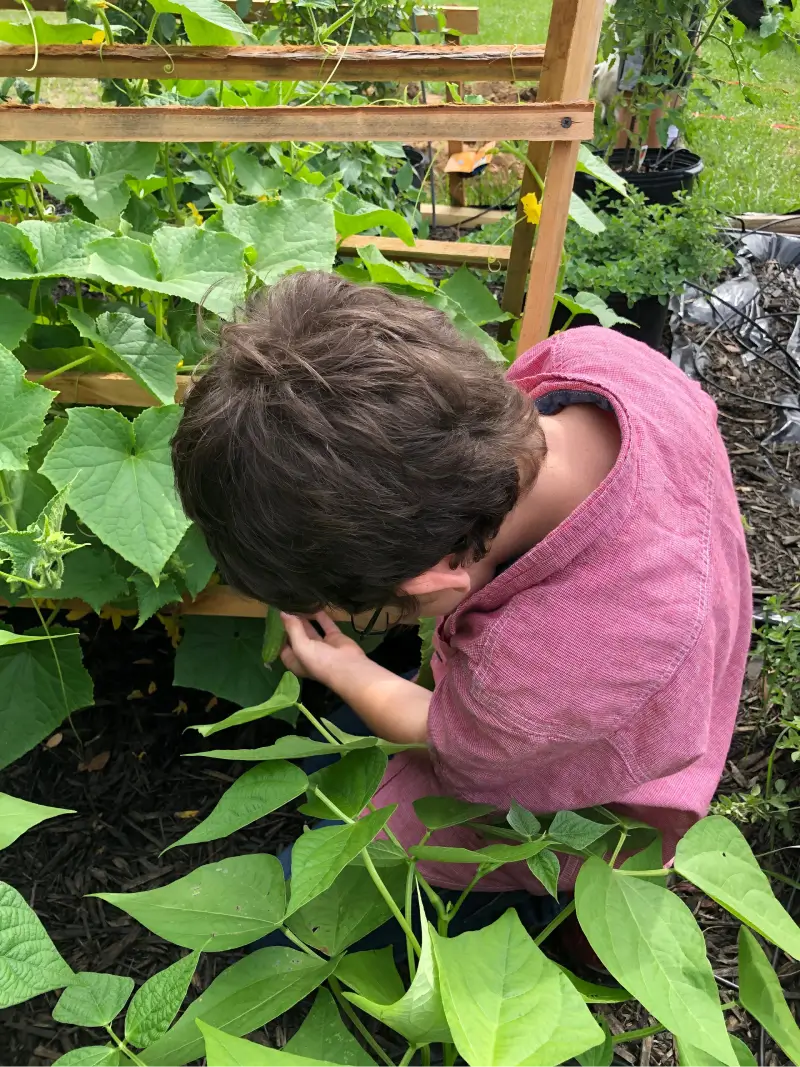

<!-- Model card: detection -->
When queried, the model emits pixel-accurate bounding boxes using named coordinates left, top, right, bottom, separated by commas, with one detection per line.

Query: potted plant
left=584, top=0, right=793, bottom=203
left=553, top=190, right=732, bottom=351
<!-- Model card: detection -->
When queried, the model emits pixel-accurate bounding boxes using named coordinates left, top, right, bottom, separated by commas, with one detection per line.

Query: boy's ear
left=399, top=557, right=471, bottom=597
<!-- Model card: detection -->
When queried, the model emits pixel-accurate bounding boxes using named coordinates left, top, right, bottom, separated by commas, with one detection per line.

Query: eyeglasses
left=349, top=606, right=393, bottom=639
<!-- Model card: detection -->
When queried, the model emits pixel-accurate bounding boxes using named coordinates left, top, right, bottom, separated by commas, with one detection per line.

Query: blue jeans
left=256, top=688, right=566, bottom=955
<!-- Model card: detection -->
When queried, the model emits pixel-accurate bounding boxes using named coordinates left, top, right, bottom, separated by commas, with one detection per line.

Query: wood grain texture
left=339, top=234, right=510, bottom=268
left=418, top=204, right=510, bottom=229
left=0, top=0, right=480, bottom=34
left=1, top=43, right=543, bottom=82
left=502, top=0, right=605, bottom=337
left=0, top=101, right=593, bottom=143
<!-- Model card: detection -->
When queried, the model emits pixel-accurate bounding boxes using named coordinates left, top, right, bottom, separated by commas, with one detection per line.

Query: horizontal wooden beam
left=419, top=204, right=511, bottom=229
left=27, top=370, right=189, bottom=407
left=2, top=43, right=543, bottom=82
left=180, top=585, right=266, bottom=618
left=0, top=101, right=593, bottom=143
left=338, top=234, right=510, bottom=269
left=730, top=213, right=800, bottom=236
left=0, top=0, right=480, bottom=33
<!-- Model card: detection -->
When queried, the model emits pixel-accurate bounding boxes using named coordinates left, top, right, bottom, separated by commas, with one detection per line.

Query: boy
left=172, top=271, right=751, bottom=895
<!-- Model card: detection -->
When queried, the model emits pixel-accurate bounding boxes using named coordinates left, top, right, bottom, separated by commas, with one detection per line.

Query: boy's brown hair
left=172, top=272, right=545, bottom=615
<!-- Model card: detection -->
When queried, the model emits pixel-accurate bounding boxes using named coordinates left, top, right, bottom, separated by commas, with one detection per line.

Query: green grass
left=451, top=0, right=800, bottom=215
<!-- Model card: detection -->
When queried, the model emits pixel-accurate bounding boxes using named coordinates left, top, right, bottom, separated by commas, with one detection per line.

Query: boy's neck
left=483, top=405, right=622, bottom=569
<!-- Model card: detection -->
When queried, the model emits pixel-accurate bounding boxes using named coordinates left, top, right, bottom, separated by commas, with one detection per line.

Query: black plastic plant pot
left=574, top=148, right=704, bottom=206
left=550, top=292, right=670, bottom=352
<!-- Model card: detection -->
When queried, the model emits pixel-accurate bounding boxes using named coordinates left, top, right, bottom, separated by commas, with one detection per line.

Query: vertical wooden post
left=501, top=0, right=605, bottom=350
left=444, top=30, right=466, bottom=207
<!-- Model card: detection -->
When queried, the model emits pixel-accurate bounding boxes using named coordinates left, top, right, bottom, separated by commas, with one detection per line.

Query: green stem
left=280, top=924, right=323, bottom=959
left=144, top=9, right=159, bottom=43
left=103, top=1026, right=145, bottom=1067
left=534, top=899, right=575, bottom=946
left=415, top=870, right=446, bottom=920
left=33, top=76, right=41, bottom=103
left=37, top=353, right=93, bottom=382
left=98, top=9, right=115, bottom=43
left=74, top=283, right=84, bottom=313
left=153, top=291, right=165, bottom=339
left=329, top=976, right=396, bottom=1067
left=28, top=277, right=40, bottom=314
left=398, top=1046, right=416, bottom=1067
left=612, top=1022, right=665, bottom=1046
left=609, top=830, right=628, bottom=866
left=404, top=861, right=418, bottom=980
left=444, top=867, right=488, bottom=927
left=312, top=786, right=353, bottom=823
left=616, top=867, right=670, bottom=878
left=363, top=850, right=421, bottom=956
left=297, top=703, right=339, bottom=744
left=160, top=144, right=183, bottom=222
left=0, top=472, right=16, bottom=530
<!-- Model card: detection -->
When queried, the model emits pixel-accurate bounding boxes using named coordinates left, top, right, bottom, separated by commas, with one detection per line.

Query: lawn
left=451, top=0, right=800, bottom=214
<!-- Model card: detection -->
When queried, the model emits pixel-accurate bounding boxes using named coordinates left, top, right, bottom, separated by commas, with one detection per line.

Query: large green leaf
left=66, top=308, right=181, bottom=406
left=40, top=143, right=158, bottom=223
left=286, top=860, right=405, bottom=956
left=676, top=1034, right=757, bottom=1067
left=141, top=948, right=335, bottom=1066
left=440, top=266, right=510, bottom=326
left=412, top=796, right=496, bottom=831
left=675, top=816, right=800, bottom=960
left=0, top=17, right=100, bottom=44
left=333, top=190, right=414, bottom=245
left=198, top=1021, right=340, bottom=1067
left=125, top=951, right=199, bottom=1049
left=527, top=849, right=561, bottom=899
left=409, top=840, right=550, bottom=865
left=221, top=198, right=336, bottom=285
left=576, top=1018, right=613, bottom=1067
left=0, top=626, right=93, bottom=770
left=173, top=616, right=283, bottom=708
left=568, top=192, right=606, bottom=234
left=548, top=810, right=615, bottom=851
left=41, top=405, right=190, bottom=581
left=284, top=987, right=373, bottom=1065
left=576, top=145, right=629, bottom=197
left=432, top=909, right=602, bottom=1065
left=166, top=761, right=307, bottom=850
left=300, top=747, right=387, bottom=820
left=0, top=295, right=33, bottom=351
left=0, top=879, right=73, bottom=1008
left=335, top=946, right=405, bottom=1006
left=53, top=972, right=134, bottom=1027
left=0, top=220, right=110, bottom=280
left=348, top=916, right=450, bottom=1045
left=190, top=672, right=300, bottom=737
left=357, top=243, right=435, bottom=291
left=88, top=227, right=247, bottom=318
left=47, top=542, right=130, bottom=615
left=0, top=792, right=74, bottom=851
left=52, top=1047, right=123, bottom=1066
left=95, top=855, right=286, bottom=951
left=349, top=913, right=454, bottom=1045
left=131, top=571, right=182, bottom=627
left=738, top=925, right=800, bottom=1064
left=286, top=806, right=395, bottom=915
left=0, top=143, right=39, bottom=182
left=0, top=343, right=55, bottom=471
left=148, top=0, right=250, bottom=38
left=575, top=857, right=736, bottom=1065
left=170, top=524, right=216, bottom=598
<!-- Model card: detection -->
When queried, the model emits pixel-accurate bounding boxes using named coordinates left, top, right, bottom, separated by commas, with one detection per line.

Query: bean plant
left=2, top=704, right=800, bottom=1067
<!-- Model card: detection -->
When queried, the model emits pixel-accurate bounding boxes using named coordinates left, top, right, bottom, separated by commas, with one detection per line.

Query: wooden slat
left=731, top=213, right=800, bottom=236
left=27, top=370, right=191, bottom=406
left=339, top=234, right=510, bottom=269
left=504, top=0, right=604, bottom=345
left=0, top=101, right=593, bottom=143
left=3, top=43, right=543, bottom=82
left=418, top=204, right=509, bottom=229
left=0, top=0, right=480, bottom=34
left=179, top=585, right=266, bottom=618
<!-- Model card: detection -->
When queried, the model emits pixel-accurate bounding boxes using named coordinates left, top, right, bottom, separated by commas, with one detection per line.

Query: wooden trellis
left=3, top=0, right=605, bottom=618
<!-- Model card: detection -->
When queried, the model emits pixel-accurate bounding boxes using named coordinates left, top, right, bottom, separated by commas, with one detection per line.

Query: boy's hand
left=280, top=611, right=367, bottom=686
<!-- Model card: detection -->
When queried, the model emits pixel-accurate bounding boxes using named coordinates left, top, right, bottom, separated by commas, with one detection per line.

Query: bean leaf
left=190, top=672, right=300, bottom=737
left=0, top=880, right=73, bottom=1008
left=575, top=857, right=736, bottom=1065
left=548, top=810, right=615, bottom=851
left=143, top=949, right=335, bottom=1065
left=286, top=807, right=396, bottom=916
left=0, top=792, right=74, bottom=851
left=166, top=761, right=308, bottom=851
left=125, top=951, right=199, bottom=1048
left=412, top=796, right=496, bottom=831
left=53, top=972, right=134, bottom=1027
left=527, top=848, right=561, bottom=899
left=335, top=946, right=405, bottom=1006
left=738, top=925, right=800, bottom=1064
left=675, top=815, right=800, bottom=960
left=432, top=908, right=603, bottom=1065
left=94, top=855, right=286, bottom=951
left=52, top=1048, right=123, bottom=1066
left=507, top=799, right=542, bottom=838
left=197, top=1020, right=340, bottom=1067
left=300, top=747, right=388, bottom=820
left=284, top=987, right=374, bottom=1065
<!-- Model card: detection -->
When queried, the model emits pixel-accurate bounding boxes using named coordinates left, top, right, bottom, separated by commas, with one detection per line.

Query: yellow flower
left=99, top=605, right=136, bottom=630
left=187, top=201, right=203, bottom=226
left=81, top=28, right=106, bottom=44
left=521, top=192, right=542, bottom=226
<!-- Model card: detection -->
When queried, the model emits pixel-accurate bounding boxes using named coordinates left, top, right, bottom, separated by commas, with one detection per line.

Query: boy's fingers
left=281, top=612, right=314, bottom=646
left=313, top=611, right=339, bottom=637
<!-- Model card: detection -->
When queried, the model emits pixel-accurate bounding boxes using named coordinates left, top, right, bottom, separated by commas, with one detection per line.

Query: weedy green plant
left=2, top=699, right=800, bottom=1066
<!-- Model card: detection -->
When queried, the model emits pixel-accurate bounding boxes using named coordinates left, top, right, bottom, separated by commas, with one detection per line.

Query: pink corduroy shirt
left=372, top=326, right=752, bottom=893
